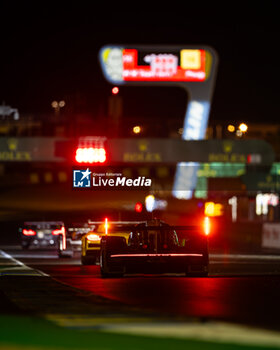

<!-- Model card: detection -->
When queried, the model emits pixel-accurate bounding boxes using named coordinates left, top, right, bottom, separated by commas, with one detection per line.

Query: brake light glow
left=87, top=234, right=101, bottom=242
left=52, top=226, right=66, bottom=250
left=135, top=202, right=143, bottom=213
left=110, top=253, right=203, bottom=258
left=203, top=217, right=210, bottom=236
left=104, top=218, right=108, bottom=235
left=22, top=229, right=36, bottom=236
left=75, top=147, right=106, bottom=163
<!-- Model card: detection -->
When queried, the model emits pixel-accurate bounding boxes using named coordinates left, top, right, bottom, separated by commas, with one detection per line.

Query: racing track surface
left=2, top=245, right=280, bottom=331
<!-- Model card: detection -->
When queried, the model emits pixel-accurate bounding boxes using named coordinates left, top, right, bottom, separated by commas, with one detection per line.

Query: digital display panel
left=100, top=47, right=207, bottom=84
left=123, top=49, right=206, bottom=82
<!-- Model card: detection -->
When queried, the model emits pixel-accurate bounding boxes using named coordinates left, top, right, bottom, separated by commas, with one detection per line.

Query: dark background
left=0, top=2, right=279, bottom=124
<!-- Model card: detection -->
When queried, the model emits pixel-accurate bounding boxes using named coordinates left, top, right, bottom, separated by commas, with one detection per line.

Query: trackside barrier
left=206, top=221, right=280, bottom=255
left=262, top=223, right=280, bottom=250
left=207, top=221, right=263, bottom=254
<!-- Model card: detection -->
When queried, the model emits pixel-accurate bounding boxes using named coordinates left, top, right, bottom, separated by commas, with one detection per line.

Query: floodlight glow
left=239, top=123, right=248, bottom=133
left=145, top=194, right=155, bottom=212
left=133, top=126, right=141, bottom=134
left=112, top=86, right=119, bottom=94
left=75, top=147, right=106, bottom=164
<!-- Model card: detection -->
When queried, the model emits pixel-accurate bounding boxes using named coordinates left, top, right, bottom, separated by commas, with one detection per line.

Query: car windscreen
left=24, top=223, right=62, bottom=230
left=128, top=228, right=179, bottom=249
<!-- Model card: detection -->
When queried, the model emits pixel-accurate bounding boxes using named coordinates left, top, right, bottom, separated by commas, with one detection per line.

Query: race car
left=67, top=222, right=92, bottom=253
left=81, top=218, right=132, bottom=265
left=20, top=221, right=65, bottom=251
left=99, top=218, right=210, bottom=278
left=19, top=221, right=76, bottom=258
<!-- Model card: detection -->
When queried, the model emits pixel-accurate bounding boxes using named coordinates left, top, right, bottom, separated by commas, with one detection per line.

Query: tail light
left=52, top=226, right=66, bottom=250
left=203, top=217, right=211, bottom=236
left=22, top=229, right=36, bottom=236
left=104, top=218, right=109, bottom=235
left=87, top=234, right=101, bottom=242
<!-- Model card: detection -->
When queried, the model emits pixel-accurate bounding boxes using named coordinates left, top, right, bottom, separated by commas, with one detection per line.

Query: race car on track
left=81, top=218, right=132, bottom=265
left=20, top=221, right=73, bottom=257
left=20, top=221, right=65, bottom=250
left=67, top=222, right=92, bottom=254
left=99, top=218, right=210, bottom=278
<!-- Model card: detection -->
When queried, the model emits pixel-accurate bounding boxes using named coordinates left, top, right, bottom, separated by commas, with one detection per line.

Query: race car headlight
left=87, top=234, right=101, bottom=242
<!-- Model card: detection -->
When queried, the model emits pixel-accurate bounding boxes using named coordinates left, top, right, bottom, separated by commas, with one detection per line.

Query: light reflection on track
left=2, top=245, right=280, bottom=330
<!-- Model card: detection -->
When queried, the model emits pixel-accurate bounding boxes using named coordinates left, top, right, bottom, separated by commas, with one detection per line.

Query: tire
left=100, top=251, right=123, bottom=278
left=186, top=265, right=209, bottom=277
left=57, top=236, right=63, bottom=257
left=58, top=249, right=73, bottom=258
left=57, top=236, right=72, bottom=258
left=81, top=255, right=97, bottom=265
left=185, top=272, right=208, bottom=277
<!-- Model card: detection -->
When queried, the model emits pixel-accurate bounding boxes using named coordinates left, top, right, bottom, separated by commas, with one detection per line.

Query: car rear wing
left=24, top=221, right=64, bottom=226
left=88, top=220, right=146, bottom=225
left=88, top=218, right=211, bottom=236
left=68, top=227, right=91, bottom=233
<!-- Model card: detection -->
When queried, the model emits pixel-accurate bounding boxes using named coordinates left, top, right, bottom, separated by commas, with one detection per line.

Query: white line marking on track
left=0, top=250, right=49, bottom=276
left=8, top=254, right=59, bottom=259
left=0, top=250, right=25, bottom=266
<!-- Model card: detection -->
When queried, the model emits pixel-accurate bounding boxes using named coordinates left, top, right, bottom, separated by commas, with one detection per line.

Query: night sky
left=0, top=2, right=279, bottom=124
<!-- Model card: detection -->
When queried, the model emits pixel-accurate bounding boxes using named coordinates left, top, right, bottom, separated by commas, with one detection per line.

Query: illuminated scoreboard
left=100, top=47, right=208, bottom=84
left=99, top=45, right=218, bottom=199
left=123, top=49, right=206, bottom=82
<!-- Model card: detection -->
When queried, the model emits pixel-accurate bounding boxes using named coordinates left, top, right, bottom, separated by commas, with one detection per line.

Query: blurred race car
left=67, top=222, right=92, bottom=253
left=20, top=221, right=66, bottom=253
left=99, top=218, right=210, bottom=278
left=81, top=218, right=132, bottom=265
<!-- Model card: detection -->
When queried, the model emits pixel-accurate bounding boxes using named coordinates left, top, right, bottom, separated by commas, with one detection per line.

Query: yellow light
left=205, top=202, right=215, bottom=216
left=227, top=124, right=235, bottom=132
left=238, top=123, right=248, bottom=133
left=51, top=101, right=58, bottom=108
left=204, top=202, right=223, bottom=217
left=180, top=50, right=201, bottom=69
left=133, top=126, right=141, bottom=134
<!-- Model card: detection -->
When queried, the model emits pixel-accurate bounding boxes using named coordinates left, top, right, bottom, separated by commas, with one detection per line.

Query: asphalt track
left=2, top=245, right=280, bottom=332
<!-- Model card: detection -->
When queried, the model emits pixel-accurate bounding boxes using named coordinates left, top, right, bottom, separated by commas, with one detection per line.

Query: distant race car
left=81, top=218, right=131, bottom=265
left=99, top=218, right=210, bottom=278
left=67, top=223, right=92, bottom=253
left=19, top=221, right=73, bottom=257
